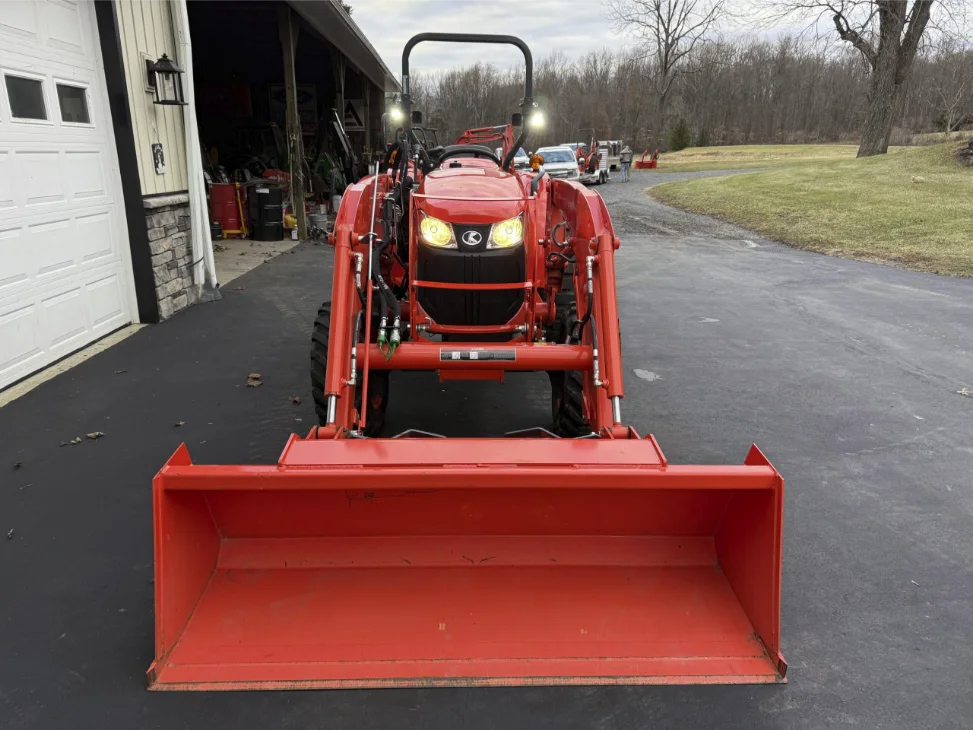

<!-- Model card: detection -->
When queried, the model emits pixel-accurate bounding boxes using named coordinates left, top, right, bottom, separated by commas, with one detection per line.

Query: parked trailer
left=605, top=140, right=623, bottom=170
left=580, top=141, right=610, bottom=185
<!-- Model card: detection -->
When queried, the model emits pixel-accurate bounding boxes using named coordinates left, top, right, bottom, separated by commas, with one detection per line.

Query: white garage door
left=0, top=0, right=137, bottom=390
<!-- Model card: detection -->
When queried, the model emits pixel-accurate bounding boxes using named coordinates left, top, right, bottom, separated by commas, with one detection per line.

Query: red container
left=210, top=184, right=241, bottom=235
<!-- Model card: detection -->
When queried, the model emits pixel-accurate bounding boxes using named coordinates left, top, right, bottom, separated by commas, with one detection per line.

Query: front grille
left=416, top=245, right=527, bottom=327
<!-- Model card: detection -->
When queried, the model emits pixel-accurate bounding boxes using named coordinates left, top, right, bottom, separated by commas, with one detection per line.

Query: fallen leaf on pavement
left=86, top=432, right=105, bottom=440
left=246, top=378, right=262, bottom=388
left=114, top=369, right=127, bottom=375
left=232, top=286, right=247, bottom=291
left=174, top=421, right=185, bottom=427
left=60, top=437, right=82, bottom=446
left=13, top=462, right=22, bottom=470
left=6, top=529, right=13, bottom=540
left=290, top=396, right=301, bottom=404
left=958, top=387, right=972, bottom=397
left=248, top=373, right=261, bottom=380
left=295, top=418, right=303, bottom=422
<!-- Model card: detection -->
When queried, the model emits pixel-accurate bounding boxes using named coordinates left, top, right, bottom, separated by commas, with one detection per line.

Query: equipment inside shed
left=186, top=1, right=383, bottom=241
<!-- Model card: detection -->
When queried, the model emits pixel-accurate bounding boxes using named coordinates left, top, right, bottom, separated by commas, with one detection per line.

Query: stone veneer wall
left=143, top=193, right=197, bottom=320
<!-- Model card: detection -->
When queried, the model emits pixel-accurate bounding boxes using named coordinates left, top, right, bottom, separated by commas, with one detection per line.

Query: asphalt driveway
left=2, top=173, right=971, bottom=729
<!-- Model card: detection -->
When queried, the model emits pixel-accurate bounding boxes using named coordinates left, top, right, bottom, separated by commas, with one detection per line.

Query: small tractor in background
left=148, top=33, right=786, bottom=691
left=574, top=127, right=609, bottom=184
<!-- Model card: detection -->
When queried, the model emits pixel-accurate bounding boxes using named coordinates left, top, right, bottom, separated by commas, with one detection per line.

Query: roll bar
left=401, top=33, right=533, bottom=172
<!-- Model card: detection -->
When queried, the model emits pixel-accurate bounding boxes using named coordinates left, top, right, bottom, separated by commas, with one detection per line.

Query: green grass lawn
left=648, top=144, right=864, bottom=172
left=649, top=143, right=973, bottom=277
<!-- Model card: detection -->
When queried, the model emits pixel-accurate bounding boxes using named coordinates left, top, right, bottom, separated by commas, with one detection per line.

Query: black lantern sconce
left=146, top=54, right=186, bottom=106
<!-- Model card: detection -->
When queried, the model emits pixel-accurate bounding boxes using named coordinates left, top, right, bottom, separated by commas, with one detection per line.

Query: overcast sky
left=348, top=1, right=973, bottom=78
left=349, top=0, right=631, bottom=76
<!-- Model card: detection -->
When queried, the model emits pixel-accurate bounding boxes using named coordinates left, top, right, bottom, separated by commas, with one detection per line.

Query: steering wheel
left=437, top=145, right=502, bottom=166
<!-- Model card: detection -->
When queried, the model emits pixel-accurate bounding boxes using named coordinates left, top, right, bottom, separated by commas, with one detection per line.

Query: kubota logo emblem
left=461, top=230, right=482, bottom=246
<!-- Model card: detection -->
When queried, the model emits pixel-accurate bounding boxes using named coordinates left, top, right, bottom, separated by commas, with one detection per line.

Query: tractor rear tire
left=310, top=302, right=389, bottom=437
left=548, top=294, right=593, bottom=437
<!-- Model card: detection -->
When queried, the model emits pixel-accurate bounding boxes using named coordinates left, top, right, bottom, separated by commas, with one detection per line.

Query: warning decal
left=344, top=99, right=365, bottom=131
left=439, top=350, right=516, bottom=362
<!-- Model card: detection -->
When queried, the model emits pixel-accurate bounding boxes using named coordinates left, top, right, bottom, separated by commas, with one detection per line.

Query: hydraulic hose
left=370, top=241, right=399, bottom=320
left=576, top=267, right=594, bottom=343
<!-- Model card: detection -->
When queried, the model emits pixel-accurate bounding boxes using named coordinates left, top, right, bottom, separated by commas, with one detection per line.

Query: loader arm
left=454, top=124, right=517, bottom=164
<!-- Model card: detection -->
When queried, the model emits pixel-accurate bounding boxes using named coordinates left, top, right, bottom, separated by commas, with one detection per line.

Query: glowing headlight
left=488, top=216, right=523, bottom=249
left=419, top=216, right=455, bottom=247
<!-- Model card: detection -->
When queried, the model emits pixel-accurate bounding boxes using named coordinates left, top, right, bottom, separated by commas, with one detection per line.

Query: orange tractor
left=575, top=127, right=603, bottom=181
left=148, top=33, right=786, bottom=690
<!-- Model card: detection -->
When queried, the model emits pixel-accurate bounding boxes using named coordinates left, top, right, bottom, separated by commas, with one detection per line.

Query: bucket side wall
left=152, top=479, right=220, bottom=669
left=714, top=480, right=785, bottom=670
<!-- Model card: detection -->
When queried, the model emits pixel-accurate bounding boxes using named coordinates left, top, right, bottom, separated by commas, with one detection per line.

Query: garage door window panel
left=56, top=83, right=91, bottom=125
left=4, top=73, right=49, bottom=122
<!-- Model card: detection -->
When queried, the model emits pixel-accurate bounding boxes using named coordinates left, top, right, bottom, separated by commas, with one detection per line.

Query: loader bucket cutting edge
left=148, top=437, right=786, bottom=690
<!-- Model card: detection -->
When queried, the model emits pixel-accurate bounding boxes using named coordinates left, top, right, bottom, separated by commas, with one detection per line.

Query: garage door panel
left=41, top=284, right=86, bottom=348
left=0, top=226, right=30, bottom=290
left=31, top=217, right=75, bottom=276
left=45, top=1, right=85, bottom=55
left=66, top=149, right=106, bottom=199
left=0, top=2, right=40, bottom=42
left=77, top=210, right=113, bottom=262
left=21, top=150, right=66, bottom=206
left=87, top=271, right=124, bottom=327
left=0, top=303, right=43, bottom=377
left=0, top=151, right=15, bottom=209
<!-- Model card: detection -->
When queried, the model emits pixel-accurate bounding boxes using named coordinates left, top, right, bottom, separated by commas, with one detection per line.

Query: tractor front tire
left=310, top=302, right=389, bottom=437
left=552, top=368, right=591, bottom=437
left=548, top=295, right=593, bottom=437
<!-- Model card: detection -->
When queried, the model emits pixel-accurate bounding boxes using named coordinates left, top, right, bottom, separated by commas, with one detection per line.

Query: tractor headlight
left=488, top=216, right=523, bottom=249
left=419, top=215, right=456, bottom=248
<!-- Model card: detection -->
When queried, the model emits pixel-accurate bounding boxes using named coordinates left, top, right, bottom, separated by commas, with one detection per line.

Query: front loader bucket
left=149, top=436, right=785, bottom=690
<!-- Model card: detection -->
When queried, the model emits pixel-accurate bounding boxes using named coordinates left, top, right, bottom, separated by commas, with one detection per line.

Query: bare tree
left=932, top=42, right=973, bottom=134
left=607, top=0, right=726, bottom=147
left=766, top=1, right=953, bottom=156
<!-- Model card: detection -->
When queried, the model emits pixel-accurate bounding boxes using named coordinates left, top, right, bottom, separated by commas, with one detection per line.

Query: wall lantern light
left=146, top=54, right=186, bottom=106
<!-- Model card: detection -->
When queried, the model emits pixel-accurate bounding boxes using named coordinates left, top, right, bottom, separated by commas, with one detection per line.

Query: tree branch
left=897, top=0, right=934, bottom=82
left=832, top=11, right=877, bottom=68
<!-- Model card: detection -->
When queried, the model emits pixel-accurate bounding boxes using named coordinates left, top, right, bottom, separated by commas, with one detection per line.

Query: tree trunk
left=857, top=59, right=902, bottom=157
left=657, top=86, right=670, bottom=149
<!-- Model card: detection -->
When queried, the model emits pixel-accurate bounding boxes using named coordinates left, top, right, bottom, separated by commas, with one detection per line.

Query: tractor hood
left=418, top=165, right=524, bottom=223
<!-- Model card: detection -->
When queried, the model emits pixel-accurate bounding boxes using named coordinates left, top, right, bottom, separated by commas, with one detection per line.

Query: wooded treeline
left=406, top=37, right=973, bottom=150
